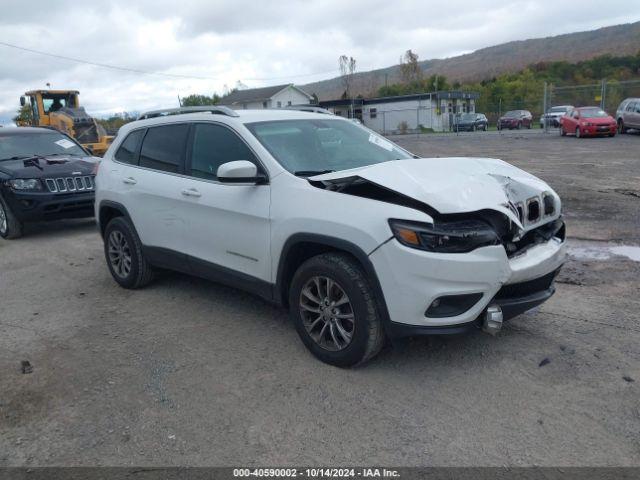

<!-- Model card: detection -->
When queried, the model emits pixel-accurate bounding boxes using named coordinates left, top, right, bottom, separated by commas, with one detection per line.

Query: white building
left=320, top=91, right=479, bottom=133
left=221, top=84, right=313, bottom=110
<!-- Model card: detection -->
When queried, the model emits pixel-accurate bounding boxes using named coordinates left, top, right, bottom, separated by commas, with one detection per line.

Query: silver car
left=616, top=98, right=640, bottom=133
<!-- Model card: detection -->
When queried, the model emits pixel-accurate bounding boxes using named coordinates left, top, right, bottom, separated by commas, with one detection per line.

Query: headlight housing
left=7, top=179, right=43, bottom=191
left=389, top=218, right=500, bottom=253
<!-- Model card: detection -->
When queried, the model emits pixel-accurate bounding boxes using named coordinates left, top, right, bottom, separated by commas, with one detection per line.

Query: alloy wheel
left=299, top=276, right=354, bottom=351
left=107, top=230, right=132, bottom=278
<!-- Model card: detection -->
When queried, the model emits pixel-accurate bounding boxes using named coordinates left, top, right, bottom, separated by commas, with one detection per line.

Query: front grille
left=495, top=268, right=559, bottom=300
left=527, top=198, right=540, bottom=222
left=45, top=175, right=94, bottom=193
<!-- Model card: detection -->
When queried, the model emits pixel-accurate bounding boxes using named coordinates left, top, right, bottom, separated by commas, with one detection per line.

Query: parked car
left=539, top=105, right=573, bottom=128
left=0, top=127, right=99, bottom=239
left=96, top=107, right=566, bottom=367
left=497, top=110, right=532, bottom=130
left=455, top=113, right=488, bottom=131
left=560, top=107, right=617, bottom=138
left=616, top=98, right=640, bottom=133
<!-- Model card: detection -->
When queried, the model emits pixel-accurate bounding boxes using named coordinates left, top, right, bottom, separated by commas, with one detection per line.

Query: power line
left=0, top=40, right=338, bottom=82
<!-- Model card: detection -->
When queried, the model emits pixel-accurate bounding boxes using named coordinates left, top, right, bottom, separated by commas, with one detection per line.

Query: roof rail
left=282, top=105, right=333, bottom=115
left=137, top=105, right=239, bottom=120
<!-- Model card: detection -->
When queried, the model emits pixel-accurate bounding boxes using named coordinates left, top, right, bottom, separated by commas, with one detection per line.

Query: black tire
left=288, top=253, right=385, bottom=367
left=0, top=194, right=24, bottom=239
left=527, top=122, right=532, bottom=129
left=618, top=119, right=626, bottom=134
left=103, top=216, right=155, bottom=289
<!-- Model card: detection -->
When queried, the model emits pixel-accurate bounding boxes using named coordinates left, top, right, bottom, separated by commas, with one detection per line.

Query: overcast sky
left=0, top=0, right=638, bottom=123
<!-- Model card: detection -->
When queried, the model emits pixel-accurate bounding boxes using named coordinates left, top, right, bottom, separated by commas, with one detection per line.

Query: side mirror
left=217, top=160, right=266, bottom=184
left=20, top=96, right=26, bottom=107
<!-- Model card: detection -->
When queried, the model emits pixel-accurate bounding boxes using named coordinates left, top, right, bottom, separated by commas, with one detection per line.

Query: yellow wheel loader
left=20, top=90, right=113, bottom=156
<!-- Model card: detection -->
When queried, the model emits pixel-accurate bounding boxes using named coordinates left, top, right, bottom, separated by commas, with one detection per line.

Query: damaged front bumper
left=369, top=231, right=566, bottom=338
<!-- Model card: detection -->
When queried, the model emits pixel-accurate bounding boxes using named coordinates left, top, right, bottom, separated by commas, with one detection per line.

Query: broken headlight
left=389, top=218, right=500, bottom=253
left=8, top=178, right=43, bottom=191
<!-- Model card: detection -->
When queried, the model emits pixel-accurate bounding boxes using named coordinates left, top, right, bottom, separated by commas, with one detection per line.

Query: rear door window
left=114, top=129, right=144, bottom=165
left=139, top=124, right=189, bottom=174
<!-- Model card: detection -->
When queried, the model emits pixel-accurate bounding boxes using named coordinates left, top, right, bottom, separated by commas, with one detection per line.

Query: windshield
left=550, top=106, right=569, bottom=113
left=459, top=113, right=476, bottom=121
left=504, top=111, right=520, bottom=118
left=580, top=108, right=608, bottom=118
left=0, top=132, right=86, bottom=160
left=245, top=119, right=412, bottom=174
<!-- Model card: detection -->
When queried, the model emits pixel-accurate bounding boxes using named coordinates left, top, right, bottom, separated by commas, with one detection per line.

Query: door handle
left=181, top=188, right=202, bottom=198
left=122, top=177, right=137, bottom=185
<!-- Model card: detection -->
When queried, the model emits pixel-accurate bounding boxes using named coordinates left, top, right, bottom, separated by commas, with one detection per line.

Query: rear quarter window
left=114, top=129, right=144, bottom=165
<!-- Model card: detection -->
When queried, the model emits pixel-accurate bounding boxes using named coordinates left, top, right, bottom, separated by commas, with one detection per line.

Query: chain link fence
left=331, top=80, right=640, bottom=136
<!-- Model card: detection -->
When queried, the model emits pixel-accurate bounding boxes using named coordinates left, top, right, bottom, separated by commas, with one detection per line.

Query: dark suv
left=0, top=127, right=99, bottom=239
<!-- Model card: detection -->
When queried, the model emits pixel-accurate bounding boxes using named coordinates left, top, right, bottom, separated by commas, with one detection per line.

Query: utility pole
left=543, top=82, right=548, bottom=133
left=600, top=79, right=607, bottom=110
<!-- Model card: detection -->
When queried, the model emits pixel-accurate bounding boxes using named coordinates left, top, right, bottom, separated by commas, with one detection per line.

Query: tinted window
left=189, top=124, right=257, bottom=180
left=114, top=129, right=144, bottom=165
left=139, top=124, right=189, bottom=173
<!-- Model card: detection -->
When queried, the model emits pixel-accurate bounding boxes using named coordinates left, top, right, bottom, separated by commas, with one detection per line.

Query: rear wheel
left=618, top=119, right=626, bottom=134
left=104, top=216, right=156, bottom=289
left=289, top=253, right=384, bottom=367
left=0, top=194, right=24, bottom=239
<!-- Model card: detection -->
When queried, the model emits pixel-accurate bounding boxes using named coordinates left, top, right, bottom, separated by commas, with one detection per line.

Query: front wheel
left=103, top=216, right=156, bottom=289
left=289, top=253, right=385, bottom=367
left=0, top=194, right=24, bottom=239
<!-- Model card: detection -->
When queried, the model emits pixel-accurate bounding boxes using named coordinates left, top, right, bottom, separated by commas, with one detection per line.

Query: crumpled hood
left=310, top=157, right=558, bottom=229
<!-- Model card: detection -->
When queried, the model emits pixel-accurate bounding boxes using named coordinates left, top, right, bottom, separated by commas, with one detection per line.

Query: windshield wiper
left=0, top=155, right=37, bottom=162
left=293, top=169, right=335, bottom=177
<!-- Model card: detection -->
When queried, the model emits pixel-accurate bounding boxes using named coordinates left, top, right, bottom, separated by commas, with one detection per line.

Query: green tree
left=13, top=103, right=33, bottom=125
left=181, top=93, right=221, bottom=106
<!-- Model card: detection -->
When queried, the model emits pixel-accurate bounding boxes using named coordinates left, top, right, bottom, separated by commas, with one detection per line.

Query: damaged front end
left=309, top=157, right=565, bottom=259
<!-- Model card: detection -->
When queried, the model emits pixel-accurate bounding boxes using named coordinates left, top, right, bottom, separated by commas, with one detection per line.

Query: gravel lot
left=1, top=130, right=638, bottom=467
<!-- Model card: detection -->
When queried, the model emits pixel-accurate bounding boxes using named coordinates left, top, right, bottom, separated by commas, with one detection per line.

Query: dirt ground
left=1, top=130, right=638, bottom=467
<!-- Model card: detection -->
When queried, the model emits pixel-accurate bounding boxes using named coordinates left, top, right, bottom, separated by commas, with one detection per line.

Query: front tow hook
left=482, top=305, right=503, bottom=335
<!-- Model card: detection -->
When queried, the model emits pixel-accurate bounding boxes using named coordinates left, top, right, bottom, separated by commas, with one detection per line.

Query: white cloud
left=0, top=0, right=638, bottom=123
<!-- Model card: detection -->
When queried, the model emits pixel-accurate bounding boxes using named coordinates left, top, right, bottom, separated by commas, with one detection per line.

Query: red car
left=560, top=107, right=617, bottom=138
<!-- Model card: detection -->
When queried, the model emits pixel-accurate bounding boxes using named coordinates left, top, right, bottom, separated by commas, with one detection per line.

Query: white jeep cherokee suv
left=95, top=106, right=566, bottom=367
